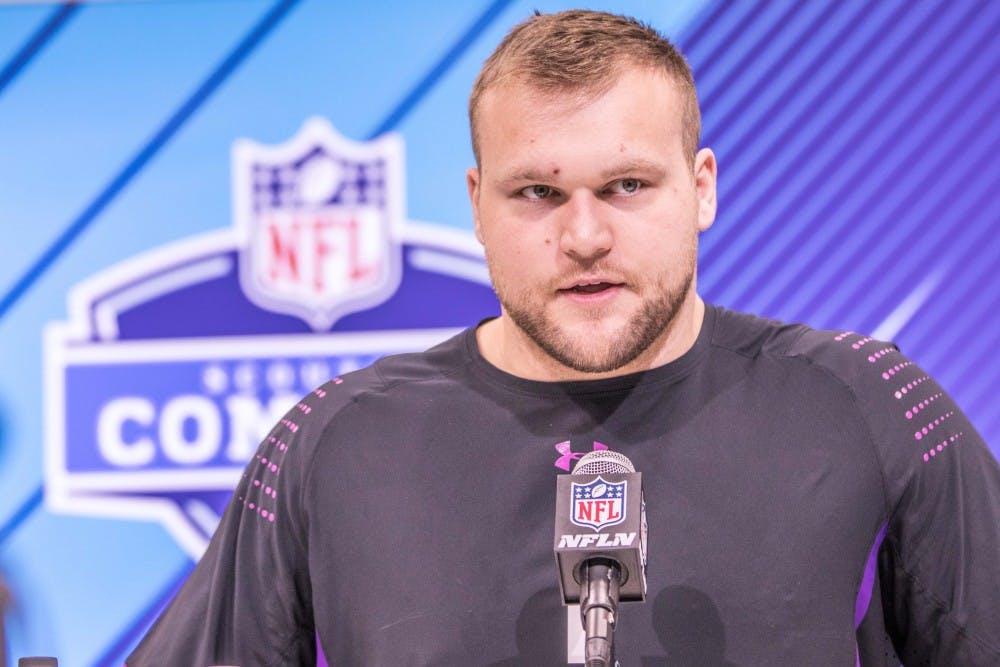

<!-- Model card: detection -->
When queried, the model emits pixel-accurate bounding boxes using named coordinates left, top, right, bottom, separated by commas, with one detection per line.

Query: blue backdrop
left=0, top=1, right=996, bottom=665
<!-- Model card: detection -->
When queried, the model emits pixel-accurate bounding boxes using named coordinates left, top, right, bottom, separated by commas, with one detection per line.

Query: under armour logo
left=554, top=440, right=609, bottom=471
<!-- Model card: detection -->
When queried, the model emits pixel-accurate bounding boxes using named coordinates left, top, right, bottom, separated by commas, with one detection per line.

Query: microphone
left=553, top=450, right=647, bottom=667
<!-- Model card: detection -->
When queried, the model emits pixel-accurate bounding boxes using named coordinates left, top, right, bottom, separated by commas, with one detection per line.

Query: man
left=128, top=10, right=1000, bottom=666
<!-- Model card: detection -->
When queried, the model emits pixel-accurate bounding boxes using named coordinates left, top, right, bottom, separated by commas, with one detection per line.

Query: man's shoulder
left=270, top=329, right=475, bottom=455
left=367, top=327, right=473, bottom=390
left=710, top=305, right=897, bottom=394
left=305, top=327, right=474, bottom=414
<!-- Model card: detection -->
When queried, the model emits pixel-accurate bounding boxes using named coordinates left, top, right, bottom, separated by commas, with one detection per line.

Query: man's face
left=468, top=67, right=717, bottom=376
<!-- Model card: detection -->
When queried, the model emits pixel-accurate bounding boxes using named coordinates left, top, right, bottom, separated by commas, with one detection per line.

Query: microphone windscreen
left=572, top=450, right=636, bottom=475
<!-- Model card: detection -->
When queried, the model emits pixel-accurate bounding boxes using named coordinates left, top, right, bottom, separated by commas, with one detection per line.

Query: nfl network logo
left=43, top=117, right=497, bottom=559
left=571, top=477, right=627, bottom=531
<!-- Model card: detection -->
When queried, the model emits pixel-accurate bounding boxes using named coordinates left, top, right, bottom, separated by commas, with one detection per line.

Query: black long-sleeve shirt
left=129, top=305, right=1000, bottom=666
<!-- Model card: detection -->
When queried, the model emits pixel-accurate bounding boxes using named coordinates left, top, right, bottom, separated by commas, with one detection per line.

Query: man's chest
left=307, top=400, right=884, bottom=665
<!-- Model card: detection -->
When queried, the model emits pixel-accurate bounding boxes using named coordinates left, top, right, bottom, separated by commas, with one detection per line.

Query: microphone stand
left=579, top=559, right=621, bottom=667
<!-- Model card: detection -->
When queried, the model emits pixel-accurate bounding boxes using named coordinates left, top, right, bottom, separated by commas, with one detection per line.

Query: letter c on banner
left=97, top=397, right=156, bottom=467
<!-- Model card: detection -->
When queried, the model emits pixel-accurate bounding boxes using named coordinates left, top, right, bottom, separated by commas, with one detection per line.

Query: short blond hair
left=469, top=9, right=701, bottom=167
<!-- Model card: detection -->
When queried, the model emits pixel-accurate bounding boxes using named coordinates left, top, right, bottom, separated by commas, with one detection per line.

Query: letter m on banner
left=232, top=117, right=405, bottom=330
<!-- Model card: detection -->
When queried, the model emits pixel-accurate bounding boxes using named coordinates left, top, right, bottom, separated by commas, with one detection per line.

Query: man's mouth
left=558, top=279, right=625, bottom=296
left=568, top=282, right=617, bottom=294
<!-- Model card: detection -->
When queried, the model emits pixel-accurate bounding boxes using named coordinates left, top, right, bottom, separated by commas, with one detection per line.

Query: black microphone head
left=572, top=449, right=635, bottom=475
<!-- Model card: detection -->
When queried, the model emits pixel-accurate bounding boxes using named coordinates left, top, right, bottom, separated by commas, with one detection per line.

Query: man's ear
left=467, top=166, right=484, bottom=244
left=693, top=148, right=717, bottom=233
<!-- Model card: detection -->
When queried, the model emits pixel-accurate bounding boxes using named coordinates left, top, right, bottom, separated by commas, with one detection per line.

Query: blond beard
left=490, top=261, right=695, bottom=374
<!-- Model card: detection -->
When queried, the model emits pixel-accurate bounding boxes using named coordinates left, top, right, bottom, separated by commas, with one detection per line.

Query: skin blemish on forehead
left=552, top=167, right=560, bottom=175
left=619, top=143, right=626, bottom=152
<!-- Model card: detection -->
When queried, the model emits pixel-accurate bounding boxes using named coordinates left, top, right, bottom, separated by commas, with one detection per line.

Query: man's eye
left=519, top=184, right=554, bottom=200
left=608, top=178, right=642, bottom=195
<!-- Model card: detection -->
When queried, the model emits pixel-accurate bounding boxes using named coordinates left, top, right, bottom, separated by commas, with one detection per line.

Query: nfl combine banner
left=43, top=118, right=498, bottom=558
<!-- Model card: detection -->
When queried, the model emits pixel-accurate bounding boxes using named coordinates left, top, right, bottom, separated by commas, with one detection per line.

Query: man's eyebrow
left=493, top=159, right=667, bottom=185
left=599, top=159, right=666, bottom=180
left=495, top=167, right=551, bottom=185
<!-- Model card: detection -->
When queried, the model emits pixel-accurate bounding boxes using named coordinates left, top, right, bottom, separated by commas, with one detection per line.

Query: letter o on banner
left=160, top=395, right=222, bottom=464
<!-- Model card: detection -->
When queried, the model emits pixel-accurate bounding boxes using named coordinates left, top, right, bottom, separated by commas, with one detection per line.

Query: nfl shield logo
left=233, top=117, right=405, bottom=330
left=571, top=477, right=627, bottom=531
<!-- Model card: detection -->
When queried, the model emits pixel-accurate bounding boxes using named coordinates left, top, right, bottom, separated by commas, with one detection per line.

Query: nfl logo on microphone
left=571, top=477, right=627, bottom=531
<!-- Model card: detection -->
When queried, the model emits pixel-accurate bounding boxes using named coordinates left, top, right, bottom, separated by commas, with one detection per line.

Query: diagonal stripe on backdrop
left=747, top=6, right=995, bottom=323
left=679, top=0, right=744, bottom=58
left=0, top=0, right=301, bottom=551
left=366, top=0, right=517, bottom=139
left=0, top=0, right=301, bottom=323
left=0, top=486, right=42, bottom=546
left=92, top=560, right=195, bottom=667
left=0, top=1, right=79, bottom=99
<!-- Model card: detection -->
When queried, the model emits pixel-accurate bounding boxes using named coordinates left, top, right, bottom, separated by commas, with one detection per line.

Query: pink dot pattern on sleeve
left=922, top=432, right=964, bottom=463
left=239, top=377, right=340, bottom=524
left=834, top=331, right=962, bottom=465
left=914, top=411, right=956, bottom=441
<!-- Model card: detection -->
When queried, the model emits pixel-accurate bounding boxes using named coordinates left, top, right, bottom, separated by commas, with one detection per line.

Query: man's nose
left=558, top=192, right=613, bottom=261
